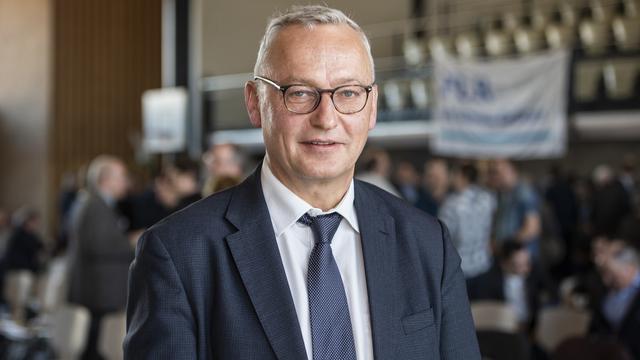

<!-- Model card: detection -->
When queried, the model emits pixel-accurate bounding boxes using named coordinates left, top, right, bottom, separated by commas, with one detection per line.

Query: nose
left=309, top=92, right=338, bottom=130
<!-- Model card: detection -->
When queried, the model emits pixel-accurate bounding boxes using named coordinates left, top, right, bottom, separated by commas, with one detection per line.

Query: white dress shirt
left=261, top=161, right=374, bottom=360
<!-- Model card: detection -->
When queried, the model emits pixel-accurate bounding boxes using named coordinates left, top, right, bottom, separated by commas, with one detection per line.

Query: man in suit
left=590, top=244, right=640, bottom=359
left=124, top=5, right=480, bottom=359
left=467, top=240, right=551, bottom=333
left=68, top=155, right=135, bottom=359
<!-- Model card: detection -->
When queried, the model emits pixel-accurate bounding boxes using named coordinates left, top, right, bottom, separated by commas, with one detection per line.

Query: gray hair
left=253, top=5, right=375, bottom=80
left=86, top=155, right=120, bottom=191
left=612, top=245, right=640, bottom=268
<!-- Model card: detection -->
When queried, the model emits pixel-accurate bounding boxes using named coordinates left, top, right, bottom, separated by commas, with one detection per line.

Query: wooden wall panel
left=50, top=0, right=161, bottom=223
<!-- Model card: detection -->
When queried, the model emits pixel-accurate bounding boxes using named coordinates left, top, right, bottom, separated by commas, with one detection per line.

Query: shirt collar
left=260, top=158, right=359, bottom=238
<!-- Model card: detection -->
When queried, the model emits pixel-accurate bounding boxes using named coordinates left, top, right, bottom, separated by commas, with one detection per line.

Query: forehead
left=266, top=24, right=372, bottom=85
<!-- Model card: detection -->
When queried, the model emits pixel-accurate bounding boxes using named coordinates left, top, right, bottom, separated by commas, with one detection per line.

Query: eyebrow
left=280, top=77, right=369, bottom=87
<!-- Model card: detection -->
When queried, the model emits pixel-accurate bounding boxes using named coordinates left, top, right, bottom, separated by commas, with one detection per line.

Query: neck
left=265, top=158, right=351, bottom=211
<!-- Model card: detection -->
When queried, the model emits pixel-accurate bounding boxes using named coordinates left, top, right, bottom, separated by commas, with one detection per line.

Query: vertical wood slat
left=49, top=0, right=161, bottom=229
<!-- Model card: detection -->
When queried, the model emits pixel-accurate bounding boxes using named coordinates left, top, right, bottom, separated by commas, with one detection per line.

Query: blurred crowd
left=355, top=147, right=640, bottom=359
left=0, top=145, right=638, bottom=359
left=0, top=143, right=248, bottom=359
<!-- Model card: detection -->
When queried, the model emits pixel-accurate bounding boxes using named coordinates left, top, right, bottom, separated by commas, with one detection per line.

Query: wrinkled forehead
left=265, top=24, right=373, bottom=84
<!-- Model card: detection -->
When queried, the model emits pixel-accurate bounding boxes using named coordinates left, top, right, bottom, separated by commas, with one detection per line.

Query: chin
left=298, top=163, right=351, bottom=182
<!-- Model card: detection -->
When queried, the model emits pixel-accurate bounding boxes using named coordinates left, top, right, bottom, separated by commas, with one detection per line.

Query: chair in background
left=477, top=330, right=531, bottom=360
left=535, top=305, right=592, bottom=353
left=98, top=311, right=126, bottom=360
left=36, top=256, right=69, bottom=313
left=48, top=304, right=90, bottom=360
left=471, top=301, right=519, bottom=333
left=4, top=270, right=35, bottom=324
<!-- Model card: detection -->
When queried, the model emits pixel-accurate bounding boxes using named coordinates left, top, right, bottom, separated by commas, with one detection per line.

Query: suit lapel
left=225, top=168, right=307, bottom=360
left=619, top=288, right=640, bottom=335
left=355, top=182, right=396, bottom=360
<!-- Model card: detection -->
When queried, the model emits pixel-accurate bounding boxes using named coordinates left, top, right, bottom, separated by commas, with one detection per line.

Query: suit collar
left=260, top=160, right=359, bottom=237
left=354, top=181, right=397, bottom=360
left=224, top=172, right=400, bottom=360
left=225, top=165, right=308, bottom=360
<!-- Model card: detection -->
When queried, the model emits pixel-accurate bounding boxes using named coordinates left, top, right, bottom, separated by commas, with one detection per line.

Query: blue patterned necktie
left=298, top=212, right=357, bottom=360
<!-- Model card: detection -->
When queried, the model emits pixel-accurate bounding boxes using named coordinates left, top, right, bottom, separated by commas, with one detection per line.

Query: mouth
left=300, top=139, right=343, bottom=150
left=302, top=140, right=338, bottom=146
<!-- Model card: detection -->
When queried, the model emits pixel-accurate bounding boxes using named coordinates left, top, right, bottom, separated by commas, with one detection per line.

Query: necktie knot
left=298, top=212, right=343, bottom=244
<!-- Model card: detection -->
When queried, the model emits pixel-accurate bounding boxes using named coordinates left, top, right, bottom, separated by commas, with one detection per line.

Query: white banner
left=432, top=50, right=570, bottom=159
left=142, top=87, right=188, bottom=153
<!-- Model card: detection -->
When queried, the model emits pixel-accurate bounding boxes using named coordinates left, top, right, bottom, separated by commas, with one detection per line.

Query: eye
left=336, top=87, right=363, bottom=99
left=286, top=87, right=317, bottom=102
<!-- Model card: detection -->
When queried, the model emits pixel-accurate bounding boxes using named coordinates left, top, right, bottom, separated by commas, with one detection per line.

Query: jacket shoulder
left=355, top=179, right=440, bottom=228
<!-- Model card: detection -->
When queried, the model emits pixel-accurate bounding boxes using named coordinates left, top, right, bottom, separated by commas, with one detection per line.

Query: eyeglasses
left=254, top=75, right=374, bottom=115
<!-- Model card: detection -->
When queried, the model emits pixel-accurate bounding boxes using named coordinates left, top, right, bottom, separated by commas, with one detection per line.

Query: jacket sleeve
left=438, top=220, right=481, bottom=360
left=123, top=230, right=197, bottom=359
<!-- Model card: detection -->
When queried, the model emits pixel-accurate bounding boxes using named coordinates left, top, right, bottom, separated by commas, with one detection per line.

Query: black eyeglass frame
left=254, top=75, right=374, bottom=115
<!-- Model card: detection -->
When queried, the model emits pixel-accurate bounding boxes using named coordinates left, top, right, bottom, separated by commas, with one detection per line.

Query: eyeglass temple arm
left=254, top=76, right=282, bottom=91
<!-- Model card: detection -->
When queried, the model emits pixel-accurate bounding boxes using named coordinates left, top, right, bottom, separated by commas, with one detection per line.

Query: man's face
left=246, top=24, right=377, bottom=189
left=601, top=258, right=638, bottom=290
left=107, top=162, right=130, bottom=200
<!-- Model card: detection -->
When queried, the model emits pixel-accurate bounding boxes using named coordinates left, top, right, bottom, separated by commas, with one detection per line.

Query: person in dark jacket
left=4, top=208, right=44, bottom=274
left=468, top=240, right=553, bottom=333
left=67, top=155, right=135, bottom=360
left=589, top=244, right=640, bottom=359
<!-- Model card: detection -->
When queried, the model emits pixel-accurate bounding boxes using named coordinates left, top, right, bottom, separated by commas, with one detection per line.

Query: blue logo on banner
left=439, top=74, right=494, bottom=102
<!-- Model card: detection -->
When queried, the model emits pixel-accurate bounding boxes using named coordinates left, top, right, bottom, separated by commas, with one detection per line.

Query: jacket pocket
left=402, top=308, right=435, bottom=335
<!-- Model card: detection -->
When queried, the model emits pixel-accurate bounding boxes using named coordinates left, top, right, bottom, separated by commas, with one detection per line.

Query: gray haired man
left=124, top=5, right=479, bottom=359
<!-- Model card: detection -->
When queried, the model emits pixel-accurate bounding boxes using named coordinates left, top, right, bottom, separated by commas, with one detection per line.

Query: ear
left=368, top=84, right=378, bottom=130
left=244, top=81, right=262, bottom=128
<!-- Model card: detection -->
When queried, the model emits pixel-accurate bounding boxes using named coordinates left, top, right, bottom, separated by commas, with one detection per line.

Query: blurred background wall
left=0, top=0, right=51, bottom=229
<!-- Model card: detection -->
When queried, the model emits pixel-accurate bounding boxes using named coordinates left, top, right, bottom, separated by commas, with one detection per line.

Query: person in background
left=202, top=143, right=246, bottom=196
left=590, top=164, right=631, bottom=239
left=391, top=161, right=421, bottom=204
left=67, top=155, right=135, bottom=360
left=415, top=158, right=450, bottom=216
left=356, top=147, right=401, bottom=197
left=120, top=170, right=178, bottom=233
left=590, top=244, right=640, bottom=359
left=439, top=163, right=496, bottom=279
left=490, top=159, right=542, bottom=257
left=468, top=240, right=550, bottom=333
left=0, top=209, right=11, bottom=307
left=0, top=209, right=11, bottom=262
left=168, top=159, right=202, bottom=209
left=4, top=207, right=45, bottom=275
left=619, top=154, right=637, bottom=206
left=544, top=165, right=579, bottom=277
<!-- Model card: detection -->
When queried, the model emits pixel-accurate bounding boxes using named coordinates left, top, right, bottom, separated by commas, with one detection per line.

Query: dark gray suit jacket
left=124, top=168, right=480, bottom=359
left=68, top=190, right=134, bottom=312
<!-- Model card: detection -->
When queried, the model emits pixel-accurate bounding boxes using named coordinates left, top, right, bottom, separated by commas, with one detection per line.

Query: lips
left=301, top=139, right=341, bottom=145
left=305, top=140, right=336, bottom=145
